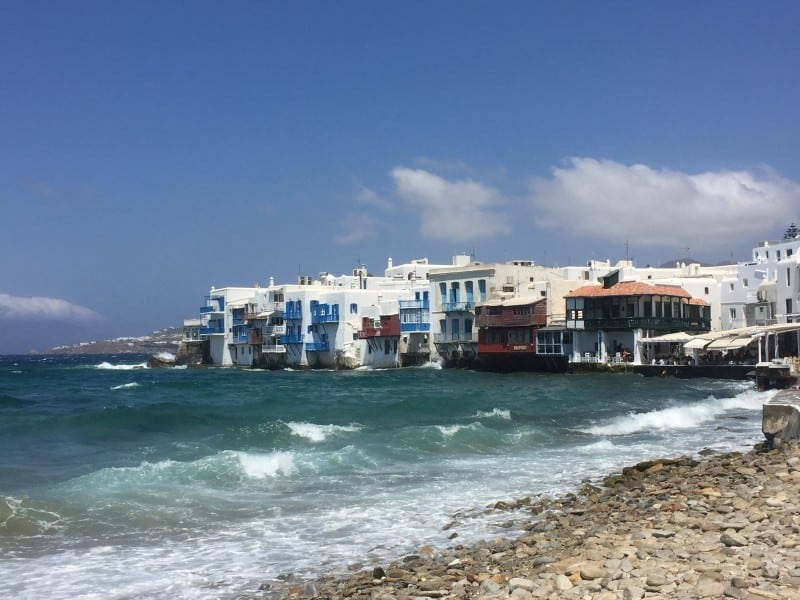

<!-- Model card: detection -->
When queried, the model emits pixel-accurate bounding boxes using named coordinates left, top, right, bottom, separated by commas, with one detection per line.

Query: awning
left=720, top=334, right=758, bottom=350
left=640, top=332, right=693, bottom=344
left=707, top=337, right=737, bottom=350
left=684, top=338, right=712, bottom=350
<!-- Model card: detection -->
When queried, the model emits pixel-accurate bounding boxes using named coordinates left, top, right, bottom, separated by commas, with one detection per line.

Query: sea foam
left=286, top=421, right=362, bottom=442
left=474, top=408, right=512, bottom=420
left=110, top=382, right=139, bottom=390
left=582, top=388, right=773, bottom=436
left=96, top=361, right=148, bottom=371
left=233, top=450, right=296, bottom=479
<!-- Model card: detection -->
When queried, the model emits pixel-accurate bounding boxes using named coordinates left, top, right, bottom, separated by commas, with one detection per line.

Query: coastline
left=266, top=442, right=800, bottom=600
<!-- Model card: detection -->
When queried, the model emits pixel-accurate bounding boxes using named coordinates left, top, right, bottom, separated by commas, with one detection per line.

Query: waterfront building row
left=182, top=233, right=800, bottom=370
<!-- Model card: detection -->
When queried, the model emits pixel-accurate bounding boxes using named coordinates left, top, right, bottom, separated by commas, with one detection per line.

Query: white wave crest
left=287, top=422, right=362, bottom=442
left=576, top=439, right=617, bottom=453
left=415, top=361, right=442, bottom=370
left=582, top=389, right=773, bottom=436
left=233, top=450, right=296, bottom=479
left=110, top=382, right=139, bottom=390
left=436, top=423, right=482, bottom=437
left=474, top=408, right=511, bottom=420
left=96, top=362, right=148, bottom=370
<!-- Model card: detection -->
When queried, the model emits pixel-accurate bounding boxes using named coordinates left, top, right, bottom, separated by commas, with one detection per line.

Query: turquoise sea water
left=0, top=354, right=773, bottom=598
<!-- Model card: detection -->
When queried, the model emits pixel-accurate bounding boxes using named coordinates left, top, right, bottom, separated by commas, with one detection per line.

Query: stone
left=762, top=563, right=780, bottom=579
left=509, top=588, right=533, bottom=600
left=479, top=578, right=501, bottom=594
left=623, top=586, right=645, bottom=600
left=721, top=532, right=748, bottom=547
left=508, top=578, right=535, bottom=592
left=580, top=564, right=606, bottom=580
left=693, top=575, right=725, bottom=597
left=554, top=575, right=573, bottom=591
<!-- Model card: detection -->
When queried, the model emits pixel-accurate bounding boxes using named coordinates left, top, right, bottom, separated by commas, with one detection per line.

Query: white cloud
left=0, top=293, right=103, bottom=322
left=529, top=158, right=800, bottom=250
left=391, top=167, right=511, bottom=242
left=355, top=185, right=392, bottom=210
left=334, top=213, right=382, bottom=245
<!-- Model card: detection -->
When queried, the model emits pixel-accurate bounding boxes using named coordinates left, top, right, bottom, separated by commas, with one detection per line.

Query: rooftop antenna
left=625, top=240, right=630, bottom=262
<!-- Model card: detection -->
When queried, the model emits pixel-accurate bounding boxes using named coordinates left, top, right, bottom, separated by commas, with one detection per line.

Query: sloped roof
left=479, top=296, right=546, bottom=308
left=565, top=280, right=693, bottom=299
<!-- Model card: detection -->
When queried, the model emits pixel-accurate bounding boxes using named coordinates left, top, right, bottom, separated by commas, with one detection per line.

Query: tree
left=784, top=223, right=799, bottom=240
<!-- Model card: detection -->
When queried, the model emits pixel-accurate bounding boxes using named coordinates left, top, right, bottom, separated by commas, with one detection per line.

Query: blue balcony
left=201, top=296, right=224, bottom=313
left=441, top=301, right=474, bottom=312
left=400, top=322, right=431, bottom=333
left=433, top=331, right=478, bottom=343
left=281, top=334, right=304, bottom=344
left=306, top=341, right=330, bottom=351
left=284, top=308, right=303, bottom=320
left=311, top=303, right=339, bottom=323
left=399, top=299, right=430, bottom=310
left=200, top=325, right=224, bottom=335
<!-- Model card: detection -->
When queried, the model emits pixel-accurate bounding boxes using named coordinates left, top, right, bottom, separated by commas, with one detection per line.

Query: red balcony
left=357, top=314, right=400, bottom=338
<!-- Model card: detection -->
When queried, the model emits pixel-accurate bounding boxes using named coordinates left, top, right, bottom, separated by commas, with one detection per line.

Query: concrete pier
left=762, top=388, right=800, bottom=448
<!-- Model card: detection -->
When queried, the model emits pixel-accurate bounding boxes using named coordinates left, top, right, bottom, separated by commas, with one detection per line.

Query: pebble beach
left=273, top=442, right=800, bottom=600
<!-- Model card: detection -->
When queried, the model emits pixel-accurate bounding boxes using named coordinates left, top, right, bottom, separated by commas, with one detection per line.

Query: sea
left=0, top=354, right=775, bottom=599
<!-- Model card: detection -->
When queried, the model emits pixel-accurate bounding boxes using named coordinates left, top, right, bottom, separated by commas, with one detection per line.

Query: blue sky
left=2, top=1, right=799, bottom=353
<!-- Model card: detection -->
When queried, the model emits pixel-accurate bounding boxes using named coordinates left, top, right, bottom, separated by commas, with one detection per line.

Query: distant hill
left=658, top=257, right=713, bottom=268
left=42, top=327, right=182, bottom=355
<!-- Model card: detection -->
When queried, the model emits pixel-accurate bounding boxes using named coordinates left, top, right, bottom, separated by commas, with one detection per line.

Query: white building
left=722, top=235, right=800, bottom=329
left=198, top=286, right=261, bottom=366
left=428, top=256, right=579, bottom=366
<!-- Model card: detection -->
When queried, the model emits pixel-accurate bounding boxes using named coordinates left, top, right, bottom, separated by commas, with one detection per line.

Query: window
left=787, top=299, right=793, bottom=317
left=743, top=278, right=749, bottom=287
left=537, top=330, right=563, bottom=355
left=439, top=282, right=446, bottom=302
left=788, top=248, right=794, bottom=258
left=787, top=268, right=791, bottom=287
left=729, top=283, right=735, bottom=291
left=450, top=282, right=460, bottom=304
left=465, top=281, right=474, bottom=304
left=350, top=303, right=358, bottom=314
left=730, top=308, right=737, bottom=320
left=777, top=250, right=782, bottom=260
left=704, top=287, right=709, bottom=295
left=478, top=279, right=486, bottom=302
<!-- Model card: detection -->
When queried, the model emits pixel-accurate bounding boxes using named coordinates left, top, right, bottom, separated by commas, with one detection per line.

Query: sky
left=2, top=1, right=799, bottom=353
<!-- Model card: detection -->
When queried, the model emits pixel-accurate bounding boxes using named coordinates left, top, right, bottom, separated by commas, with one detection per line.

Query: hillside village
left=179, top=228, right=800, bottom=372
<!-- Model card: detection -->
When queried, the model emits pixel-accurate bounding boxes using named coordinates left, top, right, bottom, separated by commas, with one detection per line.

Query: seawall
left=762, top=388, right=800, bottom=448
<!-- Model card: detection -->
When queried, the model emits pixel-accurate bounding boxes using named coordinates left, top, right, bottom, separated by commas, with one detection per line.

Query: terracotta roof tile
left=565, top=280, right=693, bottom=299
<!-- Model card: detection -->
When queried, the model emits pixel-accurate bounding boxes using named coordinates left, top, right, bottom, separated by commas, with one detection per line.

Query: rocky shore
left=267, top=442, right=800, bottom=600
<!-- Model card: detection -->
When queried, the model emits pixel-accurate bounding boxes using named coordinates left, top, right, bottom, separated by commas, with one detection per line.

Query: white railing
left=433, top=332, right=479, bottom=344
left=263, top=344, right=287, bottom=354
